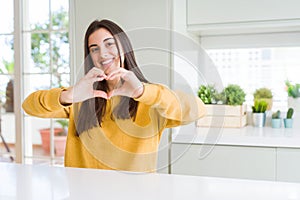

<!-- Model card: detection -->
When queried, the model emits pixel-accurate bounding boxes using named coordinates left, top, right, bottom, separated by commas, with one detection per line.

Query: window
left=207, top=47, right=300, bottom=110
left=0, top=0, right=70, bottom=165
left=206, top=47, right=300, bottom=111
left=0, top=0, right=15, bottom=162
left=200, top=31, right=300, bottom=111
left=22, top=0, right=70, bottom=165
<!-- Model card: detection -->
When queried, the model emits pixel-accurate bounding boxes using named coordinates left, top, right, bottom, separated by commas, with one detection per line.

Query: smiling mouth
left=101, top=58, right=114, bottom=65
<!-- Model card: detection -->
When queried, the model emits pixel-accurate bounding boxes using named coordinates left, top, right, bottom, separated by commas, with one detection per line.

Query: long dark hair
left=75, top=19, right=149, bottom=135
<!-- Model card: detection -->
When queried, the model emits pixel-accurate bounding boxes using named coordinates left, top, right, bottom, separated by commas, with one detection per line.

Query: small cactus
left=272, top=110, right=281, bottom=119
left=286, top=108, right=294, bottom=119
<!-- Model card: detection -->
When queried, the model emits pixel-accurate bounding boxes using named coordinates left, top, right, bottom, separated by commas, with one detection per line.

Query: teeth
left=101, top=59, right=113, bottom=65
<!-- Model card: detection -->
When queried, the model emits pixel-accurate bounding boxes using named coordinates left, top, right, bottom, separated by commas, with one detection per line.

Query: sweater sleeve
left=22, top=88, right=71, bottom=118
left=134, top=83, right=206, bottom=128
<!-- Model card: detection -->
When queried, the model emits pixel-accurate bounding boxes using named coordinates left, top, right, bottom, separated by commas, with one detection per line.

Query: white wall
left=187, top=0, right=300, bottom=25
left=172, top=0, right=225, bottom=101
left=187, top=0, right=300, bottom=36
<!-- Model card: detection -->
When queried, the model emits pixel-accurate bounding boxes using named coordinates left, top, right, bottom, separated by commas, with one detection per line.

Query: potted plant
left=284, top=108, right=294, bottom=128
left=271, top=110, right=281, bottom=128
left=285, top=81, right=300, bottom=112
left=221, top=84, right=246, bottom=106
left=198, top=84, right=226, bottom=104
left=253, top=87, right=273, bottom=110
left=39, top=119, right=68, bottom=156
left=252, top=100, right=268, bottom=127
left=54, top=119, right=68, bottom=156
left=197, top=85, right=214, bottom=104
left=197, top=84, right=247, bottom=128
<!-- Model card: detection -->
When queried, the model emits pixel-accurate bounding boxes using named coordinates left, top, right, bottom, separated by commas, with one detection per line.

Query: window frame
left=12, top=0, right=72, bottom=164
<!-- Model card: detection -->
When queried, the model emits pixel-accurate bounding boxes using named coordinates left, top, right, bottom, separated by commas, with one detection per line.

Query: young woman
left=22, top=19, right=206, bottom=172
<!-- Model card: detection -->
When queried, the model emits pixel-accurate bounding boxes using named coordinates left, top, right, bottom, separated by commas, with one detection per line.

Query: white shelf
left=173, top=125, right=300, bottom=148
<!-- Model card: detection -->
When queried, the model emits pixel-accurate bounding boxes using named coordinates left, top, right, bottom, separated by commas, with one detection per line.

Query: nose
left=99, top=45, right=109, bottom=58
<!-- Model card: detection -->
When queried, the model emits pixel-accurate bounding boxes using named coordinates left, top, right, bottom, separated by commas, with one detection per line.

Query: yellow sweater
left=22, top=83, right=205, bottom=172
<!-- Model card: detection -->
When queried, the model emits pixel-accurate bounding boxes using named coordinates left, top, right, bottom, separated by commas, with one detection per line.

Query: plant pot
left=283, top=118, right=293, bottom=128
left=196, top=104, right=247, bottom=128
left=54, top=136, right=67, bottom=156
left=39, top=128, right=64, bottom=154
left=252, top=112, right=266, bottom=127
left=271, top=118, right=281, bottom=128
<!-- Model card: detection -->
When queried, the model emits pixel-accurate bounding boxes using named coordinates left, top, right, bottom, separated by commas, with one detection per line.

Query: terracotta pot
left=54, top=136, right=67, bottom=156
left=39, top=128, right=65, bottom=154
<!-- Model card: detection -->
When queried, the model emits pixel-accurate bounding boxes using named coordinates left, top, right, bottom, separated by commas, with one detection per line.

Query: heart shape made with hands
left=69, top=67, right=144, bottom=103
left=93, top=68, right=144, bottom=100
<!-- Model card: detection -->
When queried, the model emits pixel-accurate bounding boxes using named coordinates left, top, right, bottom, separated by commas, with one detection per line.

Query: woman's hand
left=59, top=67, right=144, bottom=104
left=60, top=67, right=108, bottom=104
left=106, top=68, right=144, bottom=99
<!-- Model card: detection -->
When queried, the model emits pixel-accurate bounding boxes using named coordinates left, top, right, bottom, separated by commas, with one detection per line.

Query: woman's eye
left=106, top=42, right=115, bottom=47
left=91, top=47, right=99, bottom=53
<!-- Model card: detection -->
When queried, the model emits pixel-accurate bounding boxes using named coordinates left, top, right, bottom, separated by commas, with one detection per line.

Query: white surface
left=186, top=0, right=300, bottom=35
left=1, top=163, right=300, bottom=200
left=187, top=0, right=300, bottom=25
left=173, top=125, right=300, bottom=148
left=277, top=148, right=300, bottom=182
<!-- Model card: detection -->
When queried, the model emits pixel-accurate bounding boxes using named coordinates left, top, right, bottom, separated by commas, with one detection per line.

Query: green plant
left=252, top=100, right=268, bottom=113
left=197, top=85, right=215, bottom=104
left=286, top=108, right=294, bottom=119
left=222, top=84, right=246, bottom=105
left=211, top=90, right=226, bottom=104
left=31, top=10, right=69, bottom=88
left=55, top=119, right=69, bottom=136
left=5, top=9, right=69, bottom=89
left=253, top=87, right=273, bottom=99
left=272, top=110, right=281, bottom=119
left=0, top=60, right=14, bottom=74
left=286, top=80, right=300, bottom=98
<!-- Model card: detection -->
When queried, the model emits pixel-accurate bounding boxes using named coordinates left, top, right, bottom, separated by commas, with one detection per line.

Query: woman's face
left=88, top=28, right=124, bottom=75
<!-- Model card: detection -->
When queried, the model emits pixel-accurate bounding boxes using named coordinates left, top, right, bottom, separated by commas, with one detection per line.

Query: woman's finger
left=106, top=69, right=123, bottom=80
left=107, top=68, right=129, bottom=79
left=88, top=67, right=107, bottom=79
left=92, top=76, right=105, bottom=82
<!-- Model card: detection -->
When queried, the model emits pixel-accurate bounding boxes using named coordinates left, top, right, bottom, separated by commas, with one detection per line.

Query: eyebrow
left=88, top=37, right=115, bottom=49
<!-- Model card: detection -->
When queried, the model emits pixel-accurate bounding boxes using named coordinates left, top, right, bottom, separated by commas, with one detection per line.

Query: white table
left=0, top=163, right=300, bottom=200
